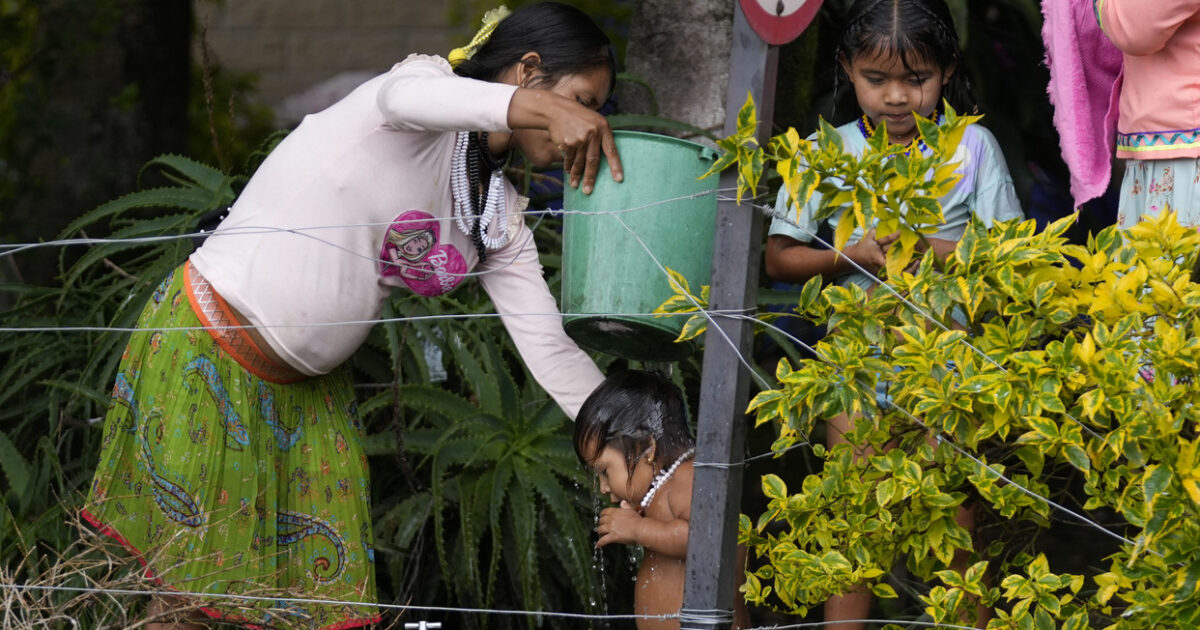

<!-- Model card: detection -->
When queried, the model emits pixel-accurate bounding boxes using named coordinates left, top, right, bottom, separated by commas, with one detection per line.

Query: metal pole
left=681, top=3, right=777, bottom=630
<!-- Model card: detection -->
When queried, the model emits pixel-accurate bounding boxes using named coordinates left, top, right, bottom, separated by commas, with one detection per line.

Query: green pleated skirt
left=83, top=263, right=379, bottom=629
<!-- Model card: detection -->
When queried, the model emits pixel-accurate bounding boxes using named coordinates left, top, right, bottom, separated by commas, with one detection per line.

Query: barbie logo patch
left=379, top=210, right=466, bottom=297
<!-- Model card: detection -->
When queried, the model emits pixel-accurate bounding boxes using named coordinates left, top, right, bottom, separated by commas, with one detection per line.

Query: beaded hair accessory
left=646, top=402, right=664, bottom=435
left=448, top=6, right=512, bottom=68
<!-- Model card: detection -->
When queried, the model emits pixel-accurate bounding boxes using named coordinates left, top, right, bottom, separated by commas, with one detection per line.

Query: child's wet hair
left=454, top=2, right=617, bottom=98
left=836, top=0, right=976, bottom=115
left=574, top=370, right=695, bottom=478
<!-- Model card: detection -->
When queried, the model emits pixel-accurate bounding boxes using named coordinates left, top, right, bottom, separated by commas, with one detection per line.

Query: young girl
left=82, top=4, right=623, bottom=629
left=765, top=0, right=1023, bottom=291
left=764, top=1, right=1022, bottom=627
left=1095, top=1, right=1200, bottom=227
left=574, top=370, right=749, bottom=630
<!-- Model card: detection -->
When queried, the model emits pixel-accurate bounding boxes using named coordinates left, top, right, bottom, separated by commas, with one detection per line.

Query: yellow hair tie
left=448, top=6, right=512, bottom=68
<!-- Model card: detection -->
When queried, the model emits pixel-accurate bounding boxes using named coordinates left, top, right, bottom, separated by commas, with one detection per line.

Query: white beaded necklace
left=639, top=448, right=695, bottom=513
left=450, top=131, right=509, bottom=249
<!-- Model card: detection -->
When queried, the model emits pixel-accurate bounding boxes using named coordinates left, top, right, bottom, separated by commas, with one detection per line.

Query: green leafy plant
left=697, top=93, right=765, bottom=205
left=0, top=152, right=242, bottom=625
left=362, top=292, right=625, bottom=629
left=665, top=95, right=1200, bottom=628
left=1, top=140, right=636, bottom=626
left=770, top=103, right=974, bottom=279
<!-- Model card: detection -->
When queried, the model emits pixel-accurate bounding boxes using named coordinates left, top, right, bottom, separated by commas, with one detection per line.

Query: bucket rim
left=610, top=129, right=717, bottom=154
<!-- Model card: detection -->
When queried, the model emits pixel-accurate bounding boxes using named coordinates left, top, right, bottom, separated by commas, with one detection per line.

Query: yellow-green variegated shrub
left=676, top=97, right=1200, bottom=628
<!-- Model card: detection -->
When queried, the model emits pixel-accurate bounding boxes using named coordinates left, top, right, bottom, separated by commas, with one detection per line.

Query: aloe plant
left=1, top=143, right=640, bottom=627
left=0, top=152, right=242, bottom=626
left=355, top=284, right=634, bottom=628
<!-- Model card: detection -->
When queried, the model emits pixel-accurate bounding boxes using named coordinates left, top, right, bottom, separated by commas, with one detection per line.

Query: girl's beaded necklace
left=857, top=112, right=943, bottom=156
left=450, top=131, right=510, bottom=260
left=638, top=448, right=695, bottom=514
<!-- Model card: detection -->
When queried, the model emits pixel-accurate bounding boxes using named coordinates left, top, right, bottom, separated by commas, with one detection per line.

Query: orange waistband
left=183, top=261, right=308, bottom=384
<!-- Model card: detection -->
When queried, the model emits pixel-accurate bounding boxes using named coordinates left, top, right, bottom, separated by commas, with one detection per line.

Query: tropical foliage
left=361, top=290, right=624, bottom=625
left=663, top=96, right=1200, bottom=628
left=0, top=141, right=637, bottom=627
left=0, top=0, right=1080, bottom=627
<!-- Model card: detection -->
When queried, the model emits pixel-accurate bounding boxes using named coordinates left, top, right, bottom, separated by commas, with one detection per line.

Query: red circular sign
left=739, top=0, right=824, bottom=45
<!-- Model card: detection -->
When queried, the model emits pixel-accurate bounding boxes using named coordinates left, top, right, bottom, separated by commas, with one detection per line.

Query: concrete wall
left=194, top=1, right=463, bottom=119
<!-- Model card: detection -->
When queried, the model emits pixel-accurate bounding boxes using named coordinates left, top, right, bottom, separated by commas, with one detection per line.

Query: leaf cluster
left=674, top=95, right=1200, bottom=628
left=360, top=287, right=625, bottom=628
left=0, top=147, right=632, bottom=627
left=768, top=99, right=975, bottom=279
left=747, top=196, right=1200, bottom=626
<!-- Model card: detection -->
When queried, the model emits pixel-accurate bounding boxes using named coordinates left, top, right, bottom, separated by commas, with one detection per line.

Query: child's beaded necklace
left=857, top=112, right=943, bottom=156
left=638, top=448, right=695, bottom=514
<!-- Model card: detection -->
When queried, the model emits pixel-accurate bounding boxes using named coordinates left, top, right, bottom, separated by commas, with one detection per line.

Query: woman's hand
left=595, top=500, right=642, bottom=548
left=507, top=88, right=623, bottom=195
left=545, top=96, right=622, bottom=194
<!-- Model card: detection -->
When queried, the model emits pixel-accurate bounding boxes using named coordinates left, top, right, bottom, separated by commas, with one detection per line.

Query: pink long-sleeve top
left=190, top=54, right=604, bottom=418
left=1096, top=0, right=1200, bottom=159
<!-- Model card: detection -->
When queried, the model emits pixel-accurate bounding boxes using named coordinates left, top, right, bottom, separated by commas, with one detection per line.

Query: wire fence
left=0, top=176, right=1155, bottom=628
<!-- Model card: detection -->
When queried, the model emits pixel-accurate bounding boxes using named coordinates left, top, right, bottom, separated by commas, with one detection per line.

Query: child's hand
left=595, top=500, right=642, bottom=548
left=844, top=228, right=898, bottom=276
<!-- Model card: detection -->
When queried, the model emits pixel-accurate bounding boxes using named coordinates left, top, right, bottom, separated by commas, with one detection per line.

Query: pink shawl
left=1041, top=0, right=1124, bottom=210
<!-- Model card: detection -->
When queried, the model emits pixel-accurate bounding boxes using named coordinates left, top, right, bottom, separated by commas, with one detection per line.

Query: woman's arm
left=376, top=54, right=621, bottom=194
left=1097, top=0, right=1200, bottom=55
left=505, top=87, right=623, bottom=194
left=376, top=55, right=517, bottom=133
left=478, top=223, right=603, bottom=420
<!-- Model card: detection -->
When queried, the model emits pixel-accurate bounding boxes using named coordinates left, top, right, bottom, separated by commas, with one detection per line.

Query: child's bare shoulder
left=663, top=462, right=694, bottom=520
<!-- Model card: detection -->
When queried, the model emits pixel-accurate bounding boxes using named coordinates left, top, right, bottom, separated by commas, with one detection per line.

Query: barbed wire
left=0, top=582, right=661, bottom=622
left=717, top=310, right=1140, bottom=549
left=591, top=197, right=1139, bottom=552
left=0, top=167, right=1173, bottom=623
left=607, top=210, right=773, bottom=391
left=0, top=581, right=989, bottom=629
left=752, top=198, right=1111, bottom=442
left=0, top=188, right=727, bottom=272
left=0, top=309, right=752, bottom=335
left=0, top=180, right=1158, bottom=548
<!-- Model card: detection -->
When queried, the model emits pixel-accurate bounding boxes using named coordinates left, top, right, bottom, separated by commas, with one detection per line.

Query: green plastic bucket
left=561, top=130, right=720, bottom=361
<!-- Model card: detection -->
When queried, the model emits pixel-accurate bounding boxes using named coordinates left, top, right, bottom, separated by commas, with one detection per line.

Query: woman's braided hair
left=834, top=0, right=976, bottom=116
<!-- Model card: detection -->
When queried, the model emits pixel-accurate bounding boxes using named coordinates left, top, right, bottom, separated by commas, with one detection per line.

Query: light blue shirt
left=768, top=120, right=1024, bottom=291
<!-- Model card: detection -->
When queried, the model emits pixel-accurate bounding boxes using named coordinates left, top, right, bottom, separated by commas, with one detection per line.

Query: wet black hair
left=453, top=2, right=617, bottom=98
left=835, top=0, right=976, bottom=115
left=574, top=370, right=695, bottom=483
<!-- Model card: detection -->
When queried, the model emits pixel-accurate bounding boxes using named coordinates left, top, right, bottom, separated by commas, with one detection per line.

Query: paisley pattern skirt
left=82, top=262, right=379, bottom=629
left=1117, top=157, right=1200, bottom=229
